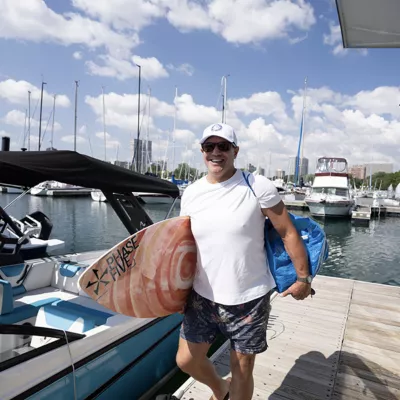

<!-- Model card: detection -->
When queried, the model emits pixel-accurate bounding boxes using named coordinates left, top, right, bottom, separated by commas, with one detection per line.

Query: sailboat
left=91, top=87, right=108, bottom=202
left=138, top=87, right=182, bottom=205
left=395, top=183, right=400, bottom=200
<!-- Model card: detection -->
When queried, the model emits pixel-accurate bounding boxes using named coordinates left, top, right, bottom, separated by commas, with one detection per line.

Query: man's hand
left=281, top=281, right=312, bottom=300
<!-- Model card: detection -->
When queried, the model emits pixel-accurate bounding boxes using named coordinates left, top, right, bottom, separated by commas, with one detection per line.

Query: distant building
left=247, top=163, right=257, bottom=173
left=349, top=165, right=366, bottom=180
left=364, top=163, right=393, bottom=175
left=288, top=156, right=309, bottom=177
left=114, top=160, right=129, bottom=169
left=131, top=139, right=152, bottom=173
left=259, top=167, right=265, bottom=176
left=275, top=169, right=285, bottom=179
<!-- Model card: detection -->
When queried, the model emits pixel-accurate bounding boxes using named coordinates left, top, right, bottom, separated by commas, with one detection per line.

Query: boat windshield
left=0, top=324, right=84, bottom=372
left=316, top=158, right=348, bottom=174
left=312, top=187, right=349, bottom=196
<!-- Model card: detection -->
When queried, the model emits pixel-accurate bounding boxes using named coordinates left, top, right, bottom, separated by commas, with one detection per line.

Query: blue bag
left=242, top=172, right=329, bottom=293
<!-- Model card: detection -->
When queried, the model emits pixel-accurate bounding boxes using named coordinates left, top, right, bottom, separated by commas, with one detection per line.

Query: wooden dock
left=173, top=276, right=400, bottom=399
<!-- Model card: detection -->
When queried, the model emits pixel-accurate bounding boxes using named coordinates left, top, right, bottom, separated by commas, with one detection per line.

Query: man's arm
left=262, top=200, right=312, bottom=300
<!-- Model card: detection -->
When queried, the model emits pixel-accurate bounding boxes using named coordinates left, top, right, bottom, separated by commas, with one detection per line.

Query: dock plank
left=173, top=276, right=400, bottom=400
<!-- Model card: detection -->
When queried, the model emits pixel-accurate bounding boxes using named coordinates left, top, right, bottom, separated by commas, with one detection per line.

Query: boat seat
left=51, top=299, right=112, bottom=326
left=51, top=262, right=88, bottom=295
left=0, top=264, right=29, bottom=296
left=31, top=304, right=97, bottom=348
left=0, top=279, right=13, bottom=316
left=0, top=296, right=60, bottom=325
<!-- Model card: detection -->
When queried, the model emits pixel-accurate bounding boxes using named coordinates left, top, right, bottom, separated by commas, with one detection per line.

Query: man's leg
left=177, top=290, right=230, bottom=400
left=222, top=292, right=272, bottom=400
left=176, top=337, right=230, bottom=400
left=229, top=351, right=256, bottom=400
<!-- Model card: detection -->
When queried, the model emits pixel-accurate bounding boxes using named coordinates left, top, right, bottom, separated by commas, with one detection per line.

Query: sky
left=1, top=0, right=400, bottom=176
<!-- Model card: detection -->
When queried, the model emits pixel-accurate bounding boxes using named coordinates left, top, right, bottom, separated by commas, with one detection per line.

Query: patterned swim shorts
left=180, top=290, right=272, bottom=354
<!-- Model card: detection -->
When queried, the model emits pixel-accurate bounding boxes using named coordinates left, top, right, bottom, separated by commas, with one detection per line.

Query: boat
left=31, top=181, right=92, bottom=197
left=90, top=189, right=107, bottom=202
left=305, top=157, right=356, bottom=218
left=0, top=150, right=182, bottom=400
left=395, top=183, right=400, bottom=200
left=0, top=209, right=65, bottom=260
left=0, top=186, right=24, bottom=194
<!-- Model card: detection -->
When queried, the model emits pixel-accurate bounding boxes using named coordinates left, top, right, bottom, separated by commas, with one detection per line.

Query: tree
left=173, top=163, right=198, bottom=181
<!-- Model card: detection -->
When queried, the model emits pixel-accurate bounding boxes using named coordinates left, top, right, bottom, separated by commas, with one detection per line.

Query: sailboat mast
left=22, top=109, right=27, bottom=150
left=146, top=86, right=151, bottom=173
left=74, top=80, right=79, bottom=152
left=38, top=81, right=46, bottom=150
left=299, top=77, right=307, bottom=179
left=51, top=94, right=56, bottom=149
left=102, top=86, right=107, bottom=161
left=172, top=86, right=177, bottom=177
left=221, top=75, right=229, bottom=123
left=28, top=91, right=31, bottom=151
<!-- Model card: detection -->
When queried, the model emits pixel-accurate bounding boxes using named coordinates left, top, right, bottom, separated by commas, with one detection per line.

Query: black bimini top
left=0, top=150, right=179, bottom=197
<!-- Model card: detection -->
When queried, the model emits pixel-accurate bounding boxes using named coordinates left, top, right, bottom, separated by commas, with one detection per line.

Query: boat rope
left=63, top=329, right=78, bottom=400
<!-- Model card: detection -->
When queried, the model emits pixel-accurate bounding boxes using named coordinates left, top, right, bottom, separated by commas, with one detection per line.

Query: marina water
left=2, top=193, right=400, bottom=287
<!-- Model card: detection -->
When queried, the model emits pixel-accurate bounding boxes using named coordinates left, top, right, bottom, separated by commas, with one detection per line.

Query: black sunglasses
left=201, top=141, right=236, bottom=152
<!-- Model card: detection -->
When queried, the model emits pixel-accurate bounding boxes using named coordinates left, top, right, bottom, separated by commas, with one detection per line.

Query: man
left=177, top=123, right=312, bottom=400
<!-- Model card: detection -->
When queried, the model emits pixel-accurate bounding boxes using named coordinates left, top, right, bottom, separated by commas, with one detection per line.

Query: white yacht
left=305, top=157, right=355, bottom=218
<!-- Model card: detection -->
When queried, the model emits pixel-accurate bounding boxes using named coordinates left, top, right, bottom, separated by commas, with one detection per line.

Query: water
left=1, top=193, right=400, bottom=287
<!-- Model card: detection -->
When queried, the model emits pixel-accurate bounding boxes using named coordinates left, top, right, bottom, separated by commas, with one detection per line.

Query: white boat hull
left=306, top=200, right=355, bottom=217
left=91, top=190, right=107, bottom=202
left=30, top=187, right=48, bottom=196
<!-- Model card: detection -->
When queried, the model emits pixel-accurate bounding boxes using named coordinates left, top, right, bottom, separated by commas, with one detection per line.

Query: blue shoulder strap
left=242, top=171, right=256, bottom=198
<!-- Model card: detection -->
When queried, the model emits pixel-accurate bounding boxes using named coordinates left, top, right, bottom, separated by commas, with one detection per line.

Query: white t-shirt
left=179, top=169, right=281, bottom=305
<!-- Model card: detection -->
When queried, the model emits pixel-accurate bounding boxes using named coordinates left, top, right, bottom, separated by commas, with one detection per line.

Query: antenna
left=74, top=80, right=79, bottom=152
left=38, top=81, right=47, bottom=150
left=51, top=94, right=56, bottom=149
left=102, top=86, right=107, bottom=161
left=221, top=75, right=229, bottom=123
left=28, top=91, right=31, bottom=151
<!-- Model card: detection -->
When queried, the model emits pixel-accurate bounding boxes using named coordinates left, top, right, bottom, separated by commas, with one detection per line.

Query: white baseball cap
left=200, top=123, right=238, bottom=146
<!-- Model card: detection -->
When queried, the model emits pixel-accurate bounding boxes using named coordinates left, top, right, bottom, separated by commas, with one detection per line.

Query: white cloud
left=174, top=129, right=196, bottom=143
left=61, top=135, right=87, bottom=144
left=73, top=51, right=83, bottom=60
left=323, top=22, right=367, bottom=57
left=55, top=0, right=316, bottom=47
left=85, top=83, right=400, bottom=172
left=85, top=91, right=174, bottom=131
left=175, top=94, right=222, bottom=128
left=72, top=0, right=164, bottom=31
left=166, top=63, right=195, bottom=76
left=2, top=109, right=62, bottom=131
left=95, top=131, right=120, bottom=149
left=0, top=129, right=12, bottom=137
left=206, top=0, right=316, bottom=44
left=229, top=92, right=288, bottom=121
left=344, top=87, right=400, bottom=117
left=0, top=0, right=138, bottom=58
left=86, top=54, right=168, bottom=81
left=0, top=79, right=70, bottom=108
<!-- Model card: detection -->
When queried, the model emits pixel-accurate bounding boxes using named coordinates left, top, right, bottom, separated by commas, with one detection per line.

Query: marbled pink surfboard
left=79, top=216, right=197, bottom=318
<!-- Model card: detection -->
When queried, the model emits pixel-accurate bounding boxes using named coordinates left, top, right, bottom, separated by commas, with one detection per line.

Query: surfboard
left=78, top=216, right=197, bottom=318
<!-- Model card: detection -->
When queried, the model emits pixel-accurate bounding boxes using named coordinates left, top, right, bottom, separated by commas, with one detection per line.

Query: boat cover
left=0, top=151, right=179, bottom=197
